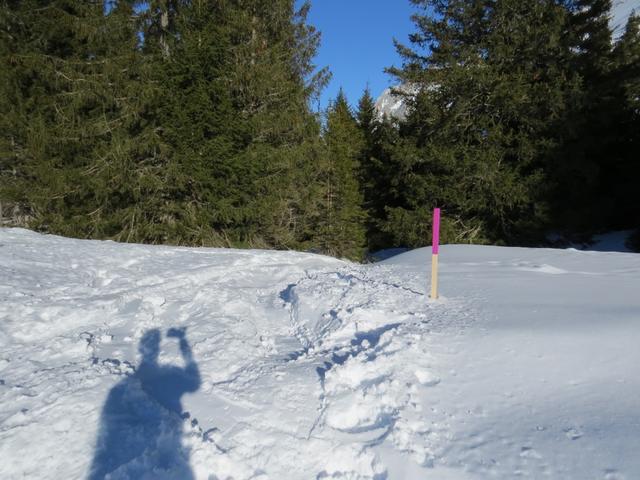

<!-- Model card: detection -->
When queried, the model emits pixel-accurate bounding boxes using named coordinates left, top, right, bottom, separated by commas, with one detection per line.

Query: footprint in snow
left=604, top=468, right=625, bottom=480
left=563, top=427, right=583, bottom=440
left=515, top=263, right=568, bottom=275
left=520, top=446, right=542, bottom=459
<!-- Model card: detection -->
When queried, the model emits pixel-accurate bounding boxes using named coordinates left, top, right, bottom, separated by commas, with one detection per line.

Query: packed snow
left=1, top=228, right=639, bottom=479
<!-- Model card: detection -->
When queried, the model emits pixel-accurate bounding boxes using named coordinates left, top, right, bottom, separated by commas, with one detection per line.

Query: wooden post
left=430, top=208, right=440, bottom=299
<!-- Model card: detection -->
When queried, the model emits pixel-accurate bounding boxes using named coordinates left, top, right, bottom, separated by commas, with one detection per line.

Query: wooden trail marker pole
left=430, top=208, right=440, bottom=299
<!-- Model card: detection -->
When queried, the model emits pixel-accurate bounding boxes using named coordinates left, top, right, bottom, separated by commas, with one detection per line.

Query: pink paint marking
left=432, top=208, right=440, bottom=255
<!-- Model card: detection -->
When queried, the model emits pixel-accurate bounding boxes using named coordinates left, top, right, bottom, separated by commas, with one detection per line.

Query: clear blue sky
left=300, top=0, right=418, bottom=111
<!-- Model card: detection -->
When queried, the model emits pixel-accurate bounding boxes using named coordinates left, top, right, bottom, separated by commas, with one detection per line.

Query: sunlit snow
left=1, top=228, right=639, bottom=479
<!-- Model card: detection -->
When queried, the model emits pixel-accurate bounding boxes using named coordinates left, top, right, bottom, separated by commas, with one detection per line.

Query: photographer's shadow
left=88, top=328, right=201, bottom=479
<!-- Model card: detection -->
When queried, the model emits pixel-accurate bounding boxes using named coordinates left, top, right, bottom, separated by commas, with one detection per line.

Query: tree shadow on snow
left=88, top=327, right=201, bottom=479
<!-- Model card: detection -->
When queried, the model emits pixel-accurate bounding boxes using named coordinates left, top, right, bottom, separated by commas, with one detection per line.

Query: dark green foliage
left=355, top=87, right=377, bottom=242
left=356, top=88, right=400, bottom=250
left=316, top=90, right=367, bottom=259
left=2, top=0, right=638, bottom=256
left=552, top=0, right=615, bottom=231
left=149, top=1, right=250, bottom=245
left=380, top=0, right=579, bottom=247
left=351, top=0, right=639, bottom=250
left=218, top=0, right=333, bottom=249
left=1, top=0, right=164, bottom=239
left=553, top=4, right=640, bottom=234
left=1, top=0, right=346, bottom=252
left=607, top=13, right=640, bottom=229
left=568, top=0, right=614, bottom=76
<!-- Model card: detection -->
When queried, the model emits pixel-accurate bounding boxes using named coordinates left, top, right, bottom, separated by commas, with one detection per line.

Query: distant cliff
left=374, top=84, right=417, bottom=121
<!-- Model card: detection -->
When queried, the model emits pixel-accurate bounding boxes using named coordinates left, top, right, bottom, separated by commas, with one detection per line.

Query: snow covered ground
left=1, top=228, right=639, bottom=479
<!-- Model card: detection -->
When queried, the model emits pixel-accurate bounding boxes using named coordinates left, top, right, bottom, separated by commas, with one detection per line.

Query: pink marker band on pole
left=432, top=208, right=440, bottom=255
left=430, top=208, right=440, bottom=299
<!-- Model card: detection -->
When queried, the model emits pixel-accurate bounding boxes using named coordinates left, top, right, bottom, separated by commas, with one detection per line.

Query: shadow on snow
left=88, top=327, right=201, bottom=479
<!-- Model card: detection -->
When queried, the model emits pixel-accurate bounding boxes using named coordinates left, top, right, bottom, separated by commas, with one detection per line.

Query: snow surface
left=1, top=228, right=639, bottom=479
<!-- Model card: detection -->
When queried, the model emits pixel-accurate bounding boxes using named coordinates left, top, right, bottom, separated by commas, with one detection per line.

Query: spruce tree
left=552, top=0, right=617, bottom=233
left=355, top=87, right=377, bottom=244
left=149, top=0, right=248, bottom=246
left=558, top=5, right=640, bottom=235
left=317, top=90, right=367, bottom=260
left=611, top=12, right=640, bottom=239
left=356, top=87, right=376, bottom=141
left=567, top=0, right=614, bottom=77
left=2, top=0, right=330, bottom=251
left=355, top=88, right=399, bottom=251
left=385, top=0, right=580, bottom=247
left=222, top=0, right=330, bottom=249
left=138, top=0, right=331, bottom=249
left=1, top=1, right=159, bottom=239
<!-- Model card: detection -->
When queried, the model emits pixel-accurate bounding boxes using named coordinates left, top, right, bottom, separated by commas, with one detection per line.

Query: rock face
left=612, top=0, right=636, bottom=37
left=374, top=84, right=417, bottom=121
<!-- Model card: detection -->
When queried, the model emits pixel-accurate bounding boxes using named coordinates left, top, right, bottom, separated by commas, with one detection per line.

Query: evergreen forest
left=1, top=0, right=639, bottom=260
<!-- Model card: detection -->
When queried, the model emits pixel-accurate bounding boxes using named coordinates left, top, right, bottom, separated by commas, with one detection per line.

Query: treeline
left=0, top=0, right=366, bottom=258
left=1, top=1, right=639, bottom=260
left=366, top=0, right=640, bottom=250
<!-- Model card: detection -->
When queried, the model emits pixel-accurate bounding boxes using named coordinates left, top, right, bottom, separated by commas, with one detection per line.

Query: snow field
left=1, top=228, right=639, bottom=479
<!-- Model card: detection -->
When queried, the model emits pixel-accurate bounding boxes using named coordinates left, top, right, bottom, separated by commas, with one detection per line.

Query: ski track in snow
left=1, top=228, right=639, bottom=479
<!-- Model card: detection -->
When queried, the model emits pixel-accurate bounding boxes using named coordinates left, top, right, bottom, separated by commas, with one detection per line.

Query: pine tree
left=147, top=0, right=249, bottom=246
left=568, top=0, right=614, bottom=77
left=0, top=0, right=32, bottom=224
left=551, top=0, right=617, bottom=233
left=384, top=0, right=580, bottom=247
left=557, top=5, right=640, bottom=235
left=614, top=13, right=640, bottom=115
left=78, top=0, right=174, bottom=243
left=316, top=90, right=367, bottom=259
left=1, top=1, right=150, bottom=236
left=356, top=87, right=376, bottom=141
left=355, top=88, right=400, bottom=251
left=2, top=0, right=330, bottom=250
left=355, top=88, right=377, bottom=242
left=134, top=0, right=331, bottom=249
left=610, top=12, right=640, bottom=239
left=0, top=0, right=76, bottom=225
left=222, top=0, right=330, bottom=249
